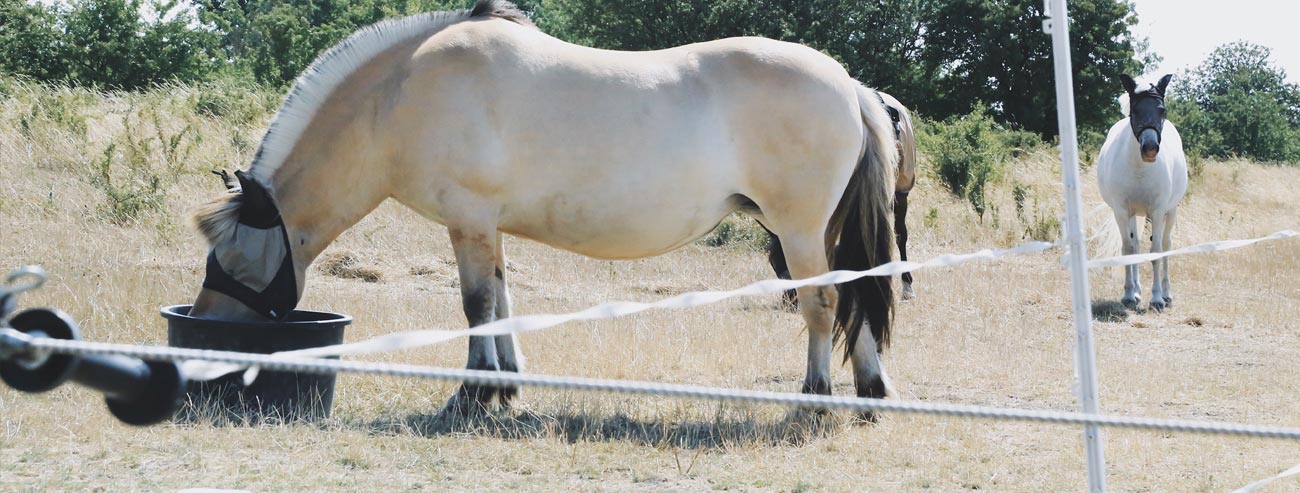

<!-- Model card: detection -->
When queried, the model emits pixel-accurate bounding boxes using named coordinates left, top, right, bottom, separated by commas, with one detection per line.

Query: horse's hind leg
left=492, top=233, right=524, bottom=407
left=1149, top=212, right=1170, bottom=312
left=895, top=191, right=914, bottom=300
left=851, top=324, right=891, bottom=421
left=779, top=233, right=837, bottom=399
left=764, top=229, right=798, bottom=307
left=445, top=225, right=503, bottom=415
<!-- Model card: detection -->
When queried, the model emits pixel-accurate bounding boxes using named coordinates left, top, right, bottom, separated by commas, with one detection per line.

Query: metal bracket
left=1, top=266, right=47, bottom=321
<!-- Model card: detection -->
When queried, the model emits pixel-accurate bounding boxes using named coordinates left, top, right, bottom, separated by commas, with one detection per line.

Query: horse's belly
left=498, top=193, right=732, bottom=259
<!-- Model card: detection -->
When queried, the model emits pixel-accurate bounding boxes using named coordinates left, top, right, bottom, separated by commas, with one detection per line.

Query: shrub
left=700, top=215, right=770, bottom=250
left=917, top=108, right=1008, bottom=219
left=1077, top=128, right=1109, bottom=167
left=1173, top=42, right=1300, bottom=164
left=1000, top=129, right=1046, bottom=158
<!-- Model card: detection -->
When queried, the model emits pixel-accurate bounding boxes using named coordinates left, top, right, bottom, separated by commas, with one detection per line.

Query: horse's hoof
left=443, top=384, right=494, bottom=416
left=1149, top=300, right=1167, bottom=313
left=1122, top=297, right=1140, bottom=310
left=853, top=410, right=880, bottom=424
left=901, top=283, right=915, bottom=301
left=1163, top=296, right=1173, bottom=307
left=497, top=386, right=521, bottom=409
left=801, top=378, right=832, bottom=396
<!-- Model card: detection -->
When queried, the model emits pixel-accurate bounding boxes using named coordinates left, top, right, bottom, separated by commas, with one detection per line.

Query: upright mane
left=197, top=0, right=531, bottom=245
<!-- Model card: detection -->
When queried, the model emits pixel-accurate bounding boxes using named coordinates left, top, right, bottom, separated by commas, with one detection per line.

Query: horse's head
left=1120, top=73, right=1171, bottom=163
left=190, top=170, right=302, bottom=322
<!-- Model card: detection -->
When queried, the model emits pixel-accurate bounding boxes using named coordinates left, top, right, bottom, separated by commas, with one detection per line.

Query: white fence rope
left=5, top=229, right=1299, bottom=490
left=1085, top=230, right=1298, bottom=268
left=8, top=333, right=1300, bottom=441
left=175, top=228, right=1300, bottom=383
left=1232, top=463, right=1300, bottom=493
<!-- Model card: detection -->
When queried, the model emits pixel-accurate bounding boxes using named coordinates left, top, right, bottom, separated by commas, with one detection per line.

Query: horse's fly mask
left=202, top=171, right=298, bottom=320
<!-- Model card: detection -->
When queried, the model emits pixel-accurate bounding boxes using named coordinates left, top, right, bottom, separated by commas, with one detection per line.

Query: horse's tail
left=1087, top=203, right=1122, bottom=260
left=828, top=84, right=898, bottom=361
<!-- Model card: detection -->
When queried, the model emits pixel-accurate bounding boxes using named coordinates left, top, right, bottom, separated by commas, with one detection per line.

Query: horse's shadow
left=1091, top=299, right=1132, bottom=322
left=355, top=407, right=846, bottom=449
left=1091, top=298, right=1166, bottom=321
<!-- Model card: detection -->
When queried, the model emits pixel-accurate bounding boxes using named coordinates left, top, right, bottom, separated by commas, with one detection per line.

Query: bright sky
left=1130, top=0, right=1300, bottom=84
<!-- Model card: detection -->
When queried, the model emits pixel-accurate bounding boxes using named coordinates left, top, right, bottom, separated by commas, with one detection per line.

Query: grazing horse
left=767, top=91, right=917, bottom=301
left=189, top=0, right=897, bottom=414
left=1096, top=74, right=1188, bottom=311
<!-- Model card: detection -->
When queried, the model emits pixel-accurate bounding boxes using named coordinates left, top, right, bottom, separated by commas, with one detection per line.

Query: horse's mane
left=195, top=0, right=531, bottom=245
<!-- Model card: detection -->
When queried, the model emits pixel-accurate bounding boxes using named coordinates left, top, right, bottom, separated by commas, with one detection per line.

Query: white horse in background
left=1096, top=74, right=1188, bottom=311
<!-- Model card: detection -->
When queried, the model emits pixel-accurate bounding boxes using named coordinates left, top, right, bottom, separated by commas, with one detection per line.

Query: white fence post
left=1043, top=0, right=1107, bottom=491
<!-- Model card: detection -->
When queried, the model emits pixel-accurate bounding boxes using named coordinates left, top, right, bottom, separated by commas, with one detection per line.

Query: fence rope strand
left=11, top=335, right=1300, bottom=441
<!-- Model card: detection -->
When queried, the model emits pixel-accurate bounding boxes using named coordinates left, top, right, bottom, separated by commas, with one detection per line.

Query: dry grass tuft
left=317, top=251, right=384, bottom=283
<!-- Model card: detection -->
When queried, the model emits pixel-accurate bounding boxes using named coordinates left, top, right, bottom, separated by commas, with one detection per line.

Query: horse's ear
left=234, top=170, right=270, bottom=213
left=1119, top=74, right=1137, bottom=94
left=1156, top=74, right=1173, bottom=96
left=212, top=169, right=240, bottom=191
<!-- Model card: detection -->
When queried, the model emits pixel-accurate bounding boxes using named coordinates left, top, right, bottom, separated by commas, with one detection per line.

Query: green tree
left=0, top=0, right=70, bottom=81
left=62, top=0, right=217, bottom=89
left=919, top=0, right=1145, bottom=138
left=541, top=0, right=1145, bottom=138
left=1169, top=42, right=1300, bottom=162
left=0, top=0, right=217, bottom=90
left=538, top=0, right=928, bottom=105
left=195, top=0, right=462, bottom=86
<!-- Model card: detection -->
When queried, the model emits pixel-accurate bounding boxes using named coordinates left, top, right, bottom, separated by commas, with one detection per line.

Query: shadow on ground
left=1091, top=299, right=1132, bottom=322
left=356, top=407, right=852, bottom=449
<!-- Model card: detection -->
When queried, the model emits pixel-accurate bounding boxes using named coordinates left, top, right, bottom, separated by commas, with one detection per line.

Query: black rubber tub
left=161, top=305, right=351, bottom=422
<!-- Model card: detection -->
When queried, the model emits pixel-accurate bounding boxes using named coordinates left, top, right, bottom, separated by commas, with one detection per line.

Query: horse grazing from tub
left=189, top=0, right=897, bottom=415
left=1096, top=74, right=1188, bottom=312
left=767, top=91, right=918, bottom=302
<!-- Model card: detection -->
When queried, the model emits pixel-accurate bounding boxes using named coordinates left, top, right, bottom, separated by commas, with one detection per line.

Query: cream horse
left=190, top=0, right=898, bottom=414
left=1097, top=74, right=1188, bottom=311
left=768, top=91, right=918, bottom=301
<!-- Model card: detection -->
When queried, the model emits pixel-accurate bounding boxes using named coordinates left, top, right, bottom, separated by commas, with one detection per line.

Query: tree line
left=1, top=0, right=1296, bottom=161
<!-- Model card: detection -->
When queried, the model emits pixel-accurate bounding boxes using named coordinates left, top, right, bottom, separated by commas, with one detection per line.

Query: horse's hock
left=162, top=305, right=351, bottom=421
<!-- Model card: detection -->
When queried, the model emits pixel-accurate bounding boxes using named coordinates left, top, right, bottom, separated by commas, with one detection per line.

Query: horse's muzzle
left=1138, top=128, right=1160, bottom=163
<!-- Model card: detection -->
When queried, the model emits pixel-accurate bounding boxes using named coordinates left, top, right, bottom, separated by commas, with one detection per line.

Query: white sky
left=1130, top=0, right=1300, bottom=83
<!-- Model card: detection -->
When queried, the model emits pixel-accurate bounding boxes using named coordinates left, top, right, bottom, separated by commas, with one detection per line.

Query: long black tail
left=828, top=85, right=897, bottom=359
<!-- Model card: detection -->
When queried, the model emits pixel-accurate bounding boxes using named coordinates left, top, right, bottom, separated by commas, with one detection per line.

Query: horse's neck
left=269, top=131, right=390, bottom=268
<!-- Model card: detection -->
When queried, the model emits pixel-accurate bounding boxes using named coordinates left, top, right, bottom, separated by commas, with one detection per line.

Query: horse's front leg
left=1149, top=213, right=1170, bottom=312
left=444, top=225, right=504, bottom=415
left=1115, top=211, right=1142, bottom=309
left=1159, top=209, right=1177, bottom=307
left=492, top=232, right=524, bottom=407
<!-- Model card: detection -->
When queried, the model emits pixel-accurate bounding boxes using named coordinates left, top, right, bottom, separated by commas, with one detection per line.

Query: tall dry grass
left=1, top=80, right=1298, bottom=491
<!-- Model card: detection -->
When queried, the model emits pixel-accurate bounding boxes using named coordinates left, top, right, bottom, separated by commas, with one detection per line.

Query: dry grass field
left=2, top=81, right=1299, bottom=492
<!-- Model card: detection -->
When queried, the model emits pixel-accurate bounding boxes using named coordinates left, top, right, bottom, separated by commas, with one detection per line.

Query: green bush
left=999, top=129, right=1046, bottom=158
left=0, top=0, right=219, bottom=90
left=1077, top=128, right=1109, bottom=167
left=1173, top=42, right=1300, bottom=164
left=917, top=108, right=1009, bottom=219
left=700, top=215, right=770, bottom=250
left=188, top=79, right=280, bottom=125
